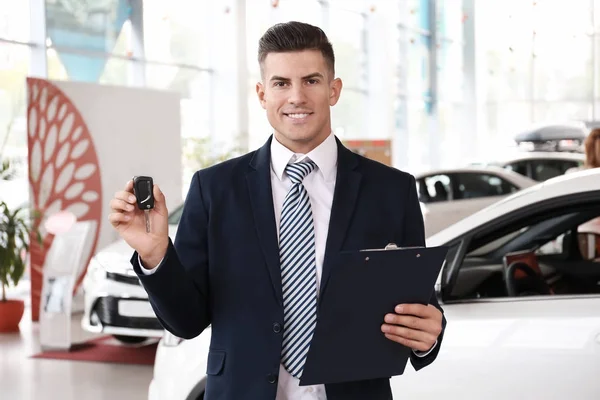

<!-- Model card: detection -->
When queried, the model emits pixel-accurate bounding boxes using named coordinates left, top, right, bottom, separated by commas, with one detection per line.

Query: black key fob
left=133, top=176, right=154, bottom=210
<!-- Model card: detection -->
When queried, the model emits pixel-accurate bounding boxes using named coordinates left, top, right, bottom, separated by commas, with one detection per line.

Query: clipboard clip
left=359, top=243, right=424, bottom=252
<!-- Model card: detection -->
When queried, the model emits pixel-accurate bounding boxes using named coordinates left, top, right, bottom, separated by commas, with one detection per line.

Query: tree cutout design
left=27, top=78, right=103, bottom=321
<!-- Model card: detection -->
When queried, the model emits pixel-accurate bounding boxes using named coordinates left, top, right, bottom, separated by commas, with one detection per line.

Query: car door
left=396, top=296, right=600, bottom=399
left=394, top=196, right=600, bottom=399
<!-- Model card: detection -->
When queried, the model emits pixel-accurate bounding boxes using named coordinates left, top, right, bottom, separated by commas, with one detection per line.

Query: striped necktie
left=279, top=160, right=318, bottom=378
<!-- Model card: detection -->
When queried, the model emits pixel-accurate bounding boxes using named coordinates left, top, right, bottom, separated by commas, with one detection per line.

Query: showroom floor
left=0, top=307, right=153, bottom=400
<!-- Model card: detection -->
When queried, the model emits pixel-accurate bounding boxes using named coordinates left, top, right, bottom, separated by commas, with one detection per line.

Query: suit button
left=273, top=322, right=282, bottom=333
left=267, top=373, right=277, bottom=384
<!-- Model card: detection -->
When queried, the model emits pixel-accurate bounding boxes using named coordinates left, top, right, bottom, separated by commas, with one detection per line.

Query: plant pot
left=0, top=299, right=25, bottom=332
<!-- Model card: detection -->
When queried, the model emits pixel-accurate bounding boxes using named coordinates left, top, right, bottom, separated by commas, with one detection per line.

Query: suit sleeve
left=131, top=171, right=210, bottom=339
left=402, top=174, right=447, bottom=371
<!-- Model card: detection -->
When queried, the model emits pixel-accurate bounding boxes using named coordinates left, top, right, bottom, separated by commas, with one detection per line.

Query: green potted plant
left=0, top=160, right=40, bottom=332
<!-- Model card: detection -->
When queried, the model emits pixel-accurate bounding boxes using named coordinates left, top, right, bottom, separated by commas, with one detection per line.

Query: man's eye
left=307, top=79, right=319, bottom=84
left=274, top=82, right=286, bottom=87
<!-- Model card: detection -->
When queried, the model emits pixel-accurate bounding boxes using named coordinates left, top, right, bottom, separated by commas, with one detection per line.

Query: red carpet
left=30, top=336, right=158, bottom=366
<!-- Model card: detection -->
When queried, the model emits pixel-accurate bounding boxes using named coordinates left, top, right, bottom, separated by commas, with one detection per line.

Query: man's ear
left=256, top=82, right=267, bottom=110
left=329, top=78, right=343, bottom=106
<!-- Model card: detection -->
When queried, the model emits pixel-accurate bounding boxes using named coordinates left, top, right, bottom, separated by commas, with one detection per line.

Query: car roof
left=417, top=165, right=518, bottom=177
left=481, top=151, right=585, bottom=164
left=427, top=168, right=600, bottom=246
left=415, top=165, right=537, bottom=188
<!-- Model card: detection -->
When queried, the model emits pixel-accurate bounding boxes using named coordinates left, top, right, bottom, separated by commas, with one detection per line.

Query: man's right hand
left=108, top=180, right=169, bottom=268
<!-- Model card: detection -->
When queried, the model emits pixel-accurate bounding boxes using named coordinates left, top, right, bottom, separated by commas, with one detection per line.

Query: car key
left=133, top=176, right=154, bottom=233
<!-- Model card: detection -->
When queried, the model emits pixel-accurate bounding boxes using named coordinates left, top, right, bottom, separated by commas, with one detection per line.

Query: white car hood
left=93, top=225, right=178, bottom=272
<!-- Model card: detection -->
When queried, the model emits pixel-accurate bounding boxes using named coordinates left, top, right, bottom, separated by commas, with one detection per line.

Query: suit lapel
left=320, top=139, right=362, bottom=297
left=246, top=137, right=283, bottom=306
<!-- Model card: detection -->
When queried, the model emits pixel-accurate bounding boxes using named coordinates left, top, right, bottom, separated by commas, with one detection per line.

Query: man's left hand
left=381, top=304, right=443, bottom=352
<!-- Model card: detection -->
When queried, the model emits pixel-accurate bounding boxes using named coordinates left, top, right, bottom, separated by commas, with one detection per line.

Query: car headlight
left=85, top=258, right=107, bottom=283
left=162, top=330, right=183, bottom=347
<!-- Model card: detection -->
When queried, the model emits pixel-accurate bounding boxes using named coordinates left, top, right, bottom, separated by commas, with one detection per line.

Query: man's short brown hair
left=257, top=21, right=335, bottom=77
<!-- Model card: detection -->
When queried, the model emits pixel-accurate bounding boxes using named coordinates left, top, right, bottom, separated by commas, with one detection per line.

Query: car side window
left=453, top=173, right=518, bottom=200
left=422, top=174, right=452, bottom=202
left=446, top=209, right=600, bottom=302
left=416, top=179, right=431, bottom=203
left=504, top=161, right=529, bottom=178
left=531, top=160, right=579, bottom=181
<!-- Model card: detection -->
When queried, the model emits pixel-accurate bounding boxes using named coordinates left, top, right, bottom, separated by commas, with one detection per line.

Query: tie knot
left=285, top=160, right=317, bottom=184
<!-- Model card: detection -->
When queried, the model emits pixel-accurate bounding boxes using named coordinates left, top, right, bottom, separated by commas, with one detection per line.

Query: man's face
left=256, top=50, right=342, bottom=153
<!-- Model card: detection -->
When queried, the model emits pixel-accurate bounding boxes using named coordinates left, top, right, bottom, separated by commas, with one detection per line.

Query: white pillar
left=463, top=0, right=479, bottom=161
left=29, top=0, right=47, bottom=78
left=129, top=0, right=146, bottom=87
left=209, top=0, right=249, bottom=153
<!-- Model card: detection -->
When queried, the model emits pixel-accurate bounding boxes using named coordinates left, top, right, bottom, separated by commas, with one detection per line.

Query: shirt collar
left=270, top=133, right=338, bottom=183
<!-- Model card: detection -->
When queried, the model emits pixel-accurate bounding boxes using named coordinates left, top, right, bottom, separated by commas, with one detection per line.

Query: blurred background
left=2, top=2, right=600, bottom=400
left=1, top=0, right=598, bottom=183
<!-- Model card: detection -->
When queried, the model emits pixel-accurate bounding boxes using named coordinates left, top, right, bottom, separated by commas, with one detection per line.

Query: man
left=109, top=21, right=445, bottom=400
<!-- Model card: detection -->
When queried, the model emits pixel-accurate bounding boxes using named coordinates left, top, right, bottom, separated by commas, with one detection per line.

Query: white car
left=416, top=166, right=536, bottom=236
left=81, top=205, right=184, bottom=343
left=148, top=168, right=600, bottom=400
left=474, top=151, right=585, bottom=182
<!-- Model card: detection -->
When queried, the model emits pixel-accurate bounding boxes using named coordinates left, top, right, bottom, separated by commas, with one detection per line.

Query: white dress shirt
left=142, top=133, right=435, bottom=399
left=270, top=133, right=337, bottom=400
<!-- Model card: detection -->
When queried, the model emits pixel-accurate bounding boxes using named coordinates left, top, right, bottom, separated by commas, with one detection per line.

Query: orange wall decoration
left=27, top=78, right=103, bottom=321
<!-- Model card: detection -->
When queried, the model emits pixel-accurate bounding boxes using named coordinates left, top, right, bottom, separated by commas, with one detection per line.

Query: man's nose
left=287, top=86, right=308, bottom=105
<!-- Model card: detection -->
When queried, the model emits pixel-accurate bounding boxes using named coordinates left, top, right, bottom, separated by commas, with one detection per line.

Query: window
left=453, top=173, right=518, bottom=200
left=532, top=1, right=594, bottom=101
left=0, top=43, right=30, bottom=178
left=328, top=2, right=367, bottom=140
left=533, top=102, right=593, bottom=125
left=0, top=0, right=31, bottom=42
left=445, top=204, right=600, bottom=301
left=530, top=159, right=582, bottom=182
left=504, top=161, right=529, bottom=178
left=420, top=174, right=452, bottom=203
left=143, top=0, right=210, bottom=67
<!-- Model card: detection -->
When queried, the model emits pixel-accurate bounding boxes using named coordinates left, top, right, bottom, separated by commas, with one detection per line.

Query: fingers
left=108, top=211, right=131, bottom=227
left=384, top=313, right=442, bottom=336
left=153, top=184, right=165, bottom=204
left=109, top=181, right=139, bottom=228
left=384, top=333, right=433, bottom=352
left=113, top=190, right=137, bottom=205
left=394, top=304, right=436, bottom=318
left=125, top=179, right=134, bottom=192
left=384, top=313, right=425, bottom=331
left=152, top=184, right=168, bottom=214
left=381, top=324, right=436, bottom=344
left=110, top=198, right=135, bottom=213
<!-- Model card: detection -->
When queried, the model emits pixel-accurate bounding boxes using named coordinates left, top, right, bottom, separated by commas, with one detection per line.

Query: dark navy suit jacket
left=132, top=136, right=446, bottom=400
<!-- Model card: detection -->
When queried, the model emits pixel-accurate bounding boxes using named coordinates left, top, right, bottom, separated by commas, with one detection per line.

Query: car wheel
left=113, top=335, right=147, bottom=344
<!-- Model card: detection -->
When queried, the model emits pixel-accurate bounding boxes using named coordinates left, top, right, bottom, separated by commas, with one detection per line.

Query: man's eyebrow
left=269, top=73, right=324, bottom=82
left=302, top=73, right=324, bottom=80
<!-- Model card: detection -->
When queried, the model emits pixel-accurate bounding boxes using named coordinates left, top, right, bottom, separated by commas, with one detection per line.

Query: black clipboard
left=299, top=244, right=449, bottom=386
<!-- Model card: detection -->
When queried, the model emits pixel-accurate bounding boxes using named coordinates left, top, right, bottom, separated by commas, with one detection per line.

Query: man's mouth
left=284, top=112, right=313, bottom=120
